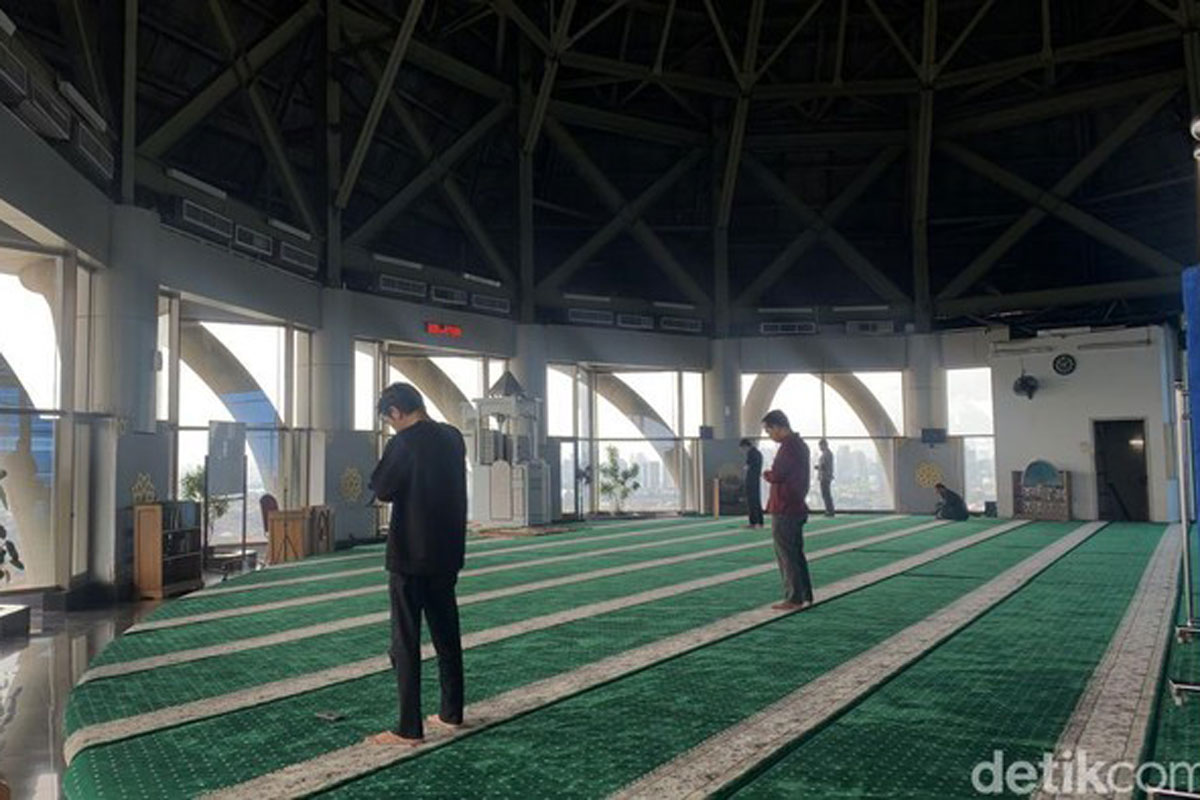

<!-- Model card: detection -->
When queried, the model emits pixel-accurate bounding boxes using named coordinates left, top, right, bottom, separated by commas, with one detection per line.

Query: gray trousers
left=772, top=514, right=814, bottom=604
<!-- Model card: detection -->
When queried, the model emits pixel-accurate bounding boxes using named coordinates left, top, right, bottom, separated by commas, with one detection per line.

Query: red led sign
left=426, top=322, right=463, bottom=338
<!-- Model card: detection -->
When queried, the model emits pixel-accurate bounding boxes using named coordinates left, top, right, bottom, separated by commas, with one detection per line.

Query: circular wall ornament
left=915, top=462, right=944, bottom=489
left=1052, top=353, right=1077, bottom=376
left=339, top=467, right=364, bottom=503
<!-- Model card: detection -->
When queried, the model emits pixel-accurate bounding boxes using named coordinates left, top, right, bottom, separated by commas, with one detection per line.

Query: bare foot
left=366, top=730, right=423, bottom=746
left=426, top=714, right=466, bottom=733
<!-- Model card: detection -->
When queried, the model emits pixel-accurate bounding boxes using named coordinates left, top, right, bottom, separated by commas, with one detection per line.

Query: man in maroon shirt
left=761, top=409, right=814, bottom=611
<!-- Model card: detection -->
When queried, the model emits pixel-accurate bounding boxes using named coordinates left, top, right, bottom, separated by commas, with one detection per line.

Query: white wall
left=990, top=326, right=1174, bottom=521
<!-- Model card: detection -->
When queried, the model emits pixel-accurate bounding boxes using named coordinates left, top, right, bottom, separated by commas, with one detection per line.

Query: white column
left=511, top=324, right=549, bottom=444
left=704, top=338, right=742, bottom=439
left=311, top=289, right=355, bottom=433
left=903, top=333, right=947, bottom=437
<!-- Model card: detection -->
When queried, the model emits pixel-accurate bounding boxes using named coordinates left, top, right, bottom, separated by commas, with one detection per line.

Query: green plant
left=180, top=465, right=229, bottom=526
left=598, top=446, right=640, bottom=514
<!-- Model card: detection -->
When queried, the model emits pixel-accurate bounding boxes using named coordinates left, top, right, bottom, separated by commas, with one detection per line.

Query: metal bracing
left=322, top=0, right=342, bottom=285
left=538, top=147, right=705, bottom=297
left=737, top=147, right=906, bottom=307
left=345, top=103, right=511, bottom=247
left=337, top=0, right=425, bottom=210
left=911, top=0, right=937, bottom=330
left=938, top=276, right=1179, bottom=317
left=55, top=0, right=111, bottom=122
left=939, top=142, right=1182, bottom=277
left=937, top=87, right=1177, bottom=300
left=544, top=118, right=710, bottom=309
left=521, top=0, right=576, bottom=155
left=120, top=0, right=138, bottom=204
left=139, top=0, right=320, bottom=159
left=207, top=0, right=317, bottom=233
left=355, top=49, right=514, bottom=286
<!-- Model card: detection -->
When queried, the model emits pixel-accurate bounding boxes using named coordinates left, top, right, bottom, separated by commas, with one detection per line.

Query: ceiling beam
left=538, top=148, right=705, bottom=297
left=490, top=0, right=551, bottom=54
left=937, top=87, right=1177, bottom=300
left=545, top=118, right=711, bottom=309
left=754, top=0, right=827, bottom=84
left=346, top=103, right=511, bottom=247
left=715, top=0, right=765, bottom=229
left=337, top=0, right=425, bottom=210
left=356, top=49, right=514, bottom=286
left=523, top=0, right=577, bottom=154
left=939, top=141, right=1182, bottom=277
left=937, top=276, right=1179, bottom=317
left=121, top=0, right=137, bottom=203
left=911, top=0, right=937, bottom=330
left=931, top=0, right=996, bottom=80
left=55, top=0, right=112, bottom=122
left=139, top=0, right=320, bottom=159
left=737, top=147, right=906, bottom=307
left=207, top=0, right=318, bottom=233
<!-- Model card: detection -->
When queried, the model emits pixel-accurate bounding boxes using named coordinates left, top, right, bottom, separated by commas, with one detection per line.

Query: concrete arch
left=388, top=356, right=470, bottom=429
left=741, top=372, right=899, bottom=439
left=742, top=372, right=898, bottom=500
left=179, top=322, right=282, bottom=497
left=548, top=365, right=691, bottom=490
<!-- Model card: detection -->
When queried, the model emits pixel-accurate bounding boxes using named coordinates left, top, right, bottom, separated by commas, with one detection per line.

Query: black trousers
left=746, top=483, right=764, bottom=526
left=388, top=571, right=464, bottom=738
left=820, top=478, right=835, bottom=516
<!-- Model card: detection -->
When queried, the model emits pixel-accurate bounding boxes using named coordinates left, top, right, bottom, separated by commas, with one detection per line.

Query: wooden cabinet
left=267, top=506, right=333, bottom=564
left=134, top=502, right=204, bottom=599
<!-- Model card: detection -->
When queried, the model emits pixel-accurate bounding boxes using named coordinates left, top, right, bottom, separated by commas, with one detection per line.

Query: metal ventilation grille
left=379, top=274, right=427, bottom=299
left=617, top=313, right=653, bottom=330
left=431, top=285, right=468, bottom=305
left=180, top=198, right=233, bottom=239
left=471, top=294, right=511, bottom=314
left=234, top=225, right=273, bottom=257
left=73, top=123, right=114, bottom=180
left=19, top=81, right=70, bottom=139
left=0, top=40, right=27, bottom=104
left=660, top=316, right=702, bottom=333
left=845, top=320, right=895, bottom=335
left=760, top=321, right=818, bottom=335
left=568, top=308, right=615, bottom=326
left=279, top=241, right=318, bottom=273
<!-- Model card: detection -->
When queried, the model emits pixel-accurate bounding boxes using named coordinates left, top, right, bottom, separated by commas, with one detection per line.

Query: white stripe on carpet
left=1033, top=525, right=1181, bottom=800
left=611, top=522, right=1109, bottom=800
left=196, top=520, right=1036, bottom=799
left=124, top=516, right=897, bottom=634
left=65, top=518, right=1000, bottom=764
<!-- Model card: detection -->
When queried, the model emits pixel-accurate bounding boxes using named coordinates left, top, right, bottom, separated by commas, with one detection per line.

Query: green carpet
left=724, top=522, right=1166, bottom=799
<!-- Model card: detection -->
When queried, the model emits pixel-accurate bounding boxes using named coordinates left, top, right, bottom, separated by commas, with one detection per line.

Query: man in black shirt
left=739, top=438, right=764, bottom=529
left=934, top=482, right=970, bottom=521
left=367, top=382, right=468, bottom=745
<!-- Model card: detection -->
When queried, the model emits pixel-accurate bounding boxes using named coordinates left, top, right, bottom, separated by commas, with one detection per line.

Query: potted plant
left=598, top=446, right=641, bottom=515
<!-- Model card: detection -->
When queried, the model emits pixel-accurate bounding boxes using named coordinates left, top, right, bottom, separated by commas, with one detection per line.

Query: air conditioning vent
left=234, top=225, right=273, bottom=257
left=845, top=320, right=895, bottom=336
left=18, top=81, right=70, bottom=139
left=617, top=313, right=654, bottom=330
left=379, top=273, right=427, bottom=299
left=0, top=41, right=27, bottom=104
left=72, top=122, right=114, bottom=180
left=279, top=241, right=318, bottom=273
left=568, top=308, right=614, bottom=326
left=660, top=316, right=702, bottom=334
left=760, top=321, right=818, bottom=336
left=431, top=285, right=468, bottom=306
left=471, top=294, right=510, bottom=314
left=179, top=198, right=233, bottom=239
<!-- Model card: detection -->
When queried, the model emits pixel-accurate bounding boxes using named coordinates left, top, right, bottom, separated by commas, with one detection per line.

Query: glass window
left=826, top=438, right=894, bottom=512
left=947, top=367, right=994, bottom=435
left=0, top=269, right=60, bottom=410
left=853, top=371, right=904, bottom=433
left=963, top=436, right=997, bottom=512
left=682, top=371, right=704, bottom=437
left=430, top=356, right=483, bottom=403
left=610, top=371, right=679, bottom=438
left=486, top=358, right=507, bottom=392
left=202, top=323, right=287, bottom=422
left=156, top=300, right=171, bottom=422
left=766, top=374, right=823, bottom=438
left=387, top=361, right=448, bottom=422
left=179, top=360, right=234, bottom=426
left=822, top=382, right=871, bottom=437
left=595, top=439, right=679, bottom=512
left=292, top=329, right=311, bottom=429
left=354, top=340, right=380, bottom=431
left=0, top=411, right=56, bottom=588
left=547, top=365, right=575, bottom=438
left=74, top=266, right=93, bottom=412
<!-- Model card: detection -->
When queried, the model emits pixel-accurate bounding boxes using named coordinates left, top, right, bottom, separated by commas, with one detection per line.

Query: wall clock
left=1052, top=353, right=1077, bottom=376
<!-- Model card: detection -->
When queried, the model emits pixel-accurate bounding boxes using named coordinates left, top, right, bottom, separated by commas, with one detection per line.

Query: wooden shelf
left=135, top=503, right=204, bottom=599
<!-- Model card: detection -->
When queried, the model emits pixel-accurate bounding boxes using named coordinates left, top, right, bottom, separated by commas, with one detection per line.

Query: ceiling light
left=165, top=168, right=226, bottom=201
left=372, top=253, right=424, bottom=271
left=463, top=272, right=502, bottom=288
left=267, top=218, right=312, bottom=242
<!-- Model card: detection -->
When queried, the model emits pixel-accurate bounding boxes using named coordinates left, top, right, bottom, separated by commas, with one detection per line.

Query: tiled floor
left=0, top=595, right=158, bottom=800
